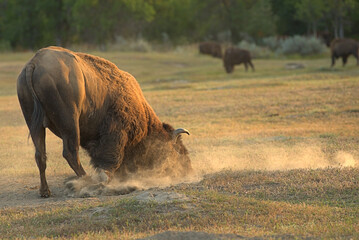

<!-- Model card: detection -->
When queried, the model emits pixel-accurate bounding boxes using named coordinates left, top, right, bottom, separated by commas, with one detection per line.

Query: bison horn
left=172, top=128, right=190, bottom=141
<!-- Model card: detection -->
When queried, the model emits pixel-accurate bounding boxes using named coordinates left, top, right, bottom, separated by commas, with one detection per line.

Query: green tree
left=295, top=0, right=327, bottom=36
left=144, top=0, right=200, bottom=44
left=245, top=0, right=277, bottom=39
left=346, top=0, right=359, bottom=39
left=270, top=0, right=307, bottom=36
left=70, top=0, right=155, bottom=46
left=1, top=0, right=69, bottom=49
left=325, top=0, right=356, bottom=38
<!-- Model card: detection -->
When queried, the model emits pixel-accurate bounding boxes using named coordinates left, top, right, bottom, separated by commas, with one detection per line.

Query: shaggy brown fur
left=17, top=46, right=192, bottom=198
left=199, top=41, right=222, bottom=58
left=330, top=38, right=359, bottom=67
left=223, top=47, right=254, bottom=73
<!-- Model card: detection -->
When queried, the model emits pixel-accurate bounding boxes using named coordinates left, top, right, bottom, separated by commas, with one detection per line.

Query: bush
left=236, top=40, right=273, bottom=58
left=262, top=36, right=282, bottom=51
left=261, top=35, right=326, bottom=56
left=276, top=35, right=325, bottom=56
left=111, top=36, right=152, bottom=52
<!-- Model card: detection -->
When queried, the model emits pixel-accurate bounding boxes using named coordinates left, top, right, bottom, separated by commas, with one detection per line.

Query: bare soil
left=0, top=175, right=102, bottom=208
left=0, top=173, right=197, bottom=208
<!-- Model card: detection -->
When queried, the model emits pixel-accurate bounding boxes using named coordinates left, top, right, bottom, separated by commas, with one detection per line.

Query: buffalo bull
left=199, top=41, right=222, bottom=58
left=17, top=46, right=192, bottom=198
left=223, top=47, right=254, bottom=73
left=330, top=38, right=359, bottom=67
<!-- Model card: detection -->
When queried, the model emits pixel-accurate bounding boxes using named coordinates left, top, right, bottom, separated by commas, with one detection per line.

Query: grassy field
left=0, top=47, right=359, bottom=239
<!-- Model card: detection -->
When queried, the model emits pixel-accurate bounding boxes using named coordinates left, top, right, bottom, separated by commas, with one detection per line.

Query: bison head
left=157, top=123, right=192, bottom=176
left=223, top=51, right=234, bottom=73
left=224, top=64, right=234, bottom=73
left=117, top=123, right=192, bottom=180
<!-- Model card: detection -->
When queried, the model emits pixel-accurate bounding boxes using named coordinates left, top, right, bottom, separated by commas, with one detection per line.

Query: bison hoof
left=40, top=189, right=51, bottom=198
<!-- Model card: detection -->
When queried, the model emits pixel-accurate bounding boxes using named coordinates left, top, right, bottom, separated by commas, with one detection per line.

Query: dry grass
left=0, top=48, right=358, bottom=239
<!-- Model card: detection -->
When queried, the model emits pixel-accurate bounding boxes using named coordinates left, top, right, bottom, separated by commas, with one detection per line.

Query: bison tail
left=25, top=63, right=45, bottom=137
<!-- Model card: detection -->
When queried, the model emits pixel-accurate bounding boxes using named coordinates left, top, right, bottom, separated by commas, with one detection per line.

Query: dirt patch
left=0, top=178, right=193, bottom=210
left=285, top=62, right=305, bottom=70
left=0, top=170, right=198, bottom=208
left=0, top=175, right=110, bottom=208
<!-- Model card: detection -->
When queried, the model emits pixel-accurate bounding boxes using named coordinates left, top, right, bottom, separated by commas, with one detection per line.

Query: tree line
left=0, top=0, right=358, bottom=50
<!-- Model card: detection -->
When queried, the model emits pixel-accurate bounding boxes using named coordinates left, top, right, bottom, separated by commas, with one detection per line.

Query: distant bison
left=17, top=46, right=192, bottom=198
left=223, top=47, right=254, bottom=73
left=199, top=41, right=222, bottom=58
left=317, top=31, right=333, bottom=47
left=330, top=38, right=359, bottom=67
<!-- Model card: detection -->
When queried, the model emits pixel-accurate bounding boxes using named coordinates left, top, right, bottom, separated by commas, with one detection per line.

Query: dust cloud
left=65, top=168, right=199, bottom=198
left=192, top=142, right=358, bottom=175
left=65, top=141, right=358, bottom=198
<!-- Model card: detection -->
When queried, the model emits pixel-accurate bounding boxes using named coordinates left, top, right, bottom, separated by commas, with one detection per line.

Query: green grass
left=0, top=47, right=359, bottom=239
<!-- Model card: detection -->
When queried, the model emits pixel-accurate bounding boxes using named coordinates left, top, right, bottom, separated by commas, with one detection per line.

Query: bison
left=223, top=47, right=254, bottom=73
left=199, top=41, right=222, bottom=58
left=17, top=46, right=192, bottom=198
left=330, top=38, right=359, bottom=67
left=317, top=31, right=333, bottom=47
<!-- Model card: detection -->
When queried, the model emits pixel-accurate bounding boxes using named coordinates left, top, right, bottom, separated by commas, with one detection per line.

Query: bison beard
left=17, top=46, right=192, bottom=198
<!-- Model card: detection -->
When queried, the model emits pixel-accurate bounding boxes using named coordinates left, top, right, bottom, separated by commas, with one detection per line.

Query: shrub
left=111, top=36, right=152, bottom=52
left=276, top=35, right=325, bottom=56
left=236, top=40, right=273, bottom=58
left=261, top=35, right=326, bottom=56
left=262, top=36, right=282, bottom=51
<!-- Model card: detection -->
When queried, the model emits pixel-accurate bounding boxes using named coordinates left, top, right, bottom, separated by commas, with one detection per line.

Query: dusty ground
left=0, top=173, right=192, bottom=208
left=0, top=175, right=99, bottom=208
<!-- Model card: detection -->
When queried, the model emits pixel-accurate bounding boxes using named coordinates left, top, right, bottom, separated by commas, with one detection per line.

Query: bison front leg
left=354, top=51, right=359, bottom=65
left=94, top=168, right=114, bottom=183
left=89, top=130, right=128, bottom=181
left=331, top=55, right=336, bottom=67
left=342, top=56, right=348, bottom=67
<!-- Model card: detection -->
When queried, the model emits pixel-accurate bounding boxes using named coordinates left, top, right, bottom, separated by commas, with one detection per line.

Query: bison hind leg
left=30, top=108, right=51, bottom=197
left=249, top=61, right=255, bottom=71
left=35, top=128, right=51, bottom=198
